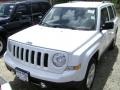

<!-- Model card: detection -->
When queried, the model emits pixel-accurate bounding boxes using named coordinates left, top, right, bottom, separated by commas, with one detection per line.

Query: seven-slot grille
left=12, top=45, right=49, bottom=67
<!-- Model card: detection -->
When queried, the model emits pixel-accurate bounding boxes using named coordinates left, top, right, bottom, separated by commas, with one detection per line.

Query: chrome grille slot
left=12, top=44, right=49, bottom=67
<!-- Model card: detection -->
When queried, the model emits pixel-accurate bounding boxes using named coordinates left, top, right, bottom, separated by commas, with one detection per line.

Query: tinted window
left=101, top=8, right=109, bottom=25
left=112, top=5, right=116, bottom=17
left=0, top=4, right=15, bottom=17
left=16, top=4, right=29, bottom=15
left=40, top=3, right=51, bottom=13
left=31, top=3, right=41, bottom=13
left=108, top=6, right=115, bottom=20
left=31, top=2, right=50, bottom=14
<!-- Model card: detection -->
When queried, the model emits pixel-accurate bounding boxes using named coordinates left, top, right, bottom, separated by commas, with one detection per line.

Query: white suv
left=4, top=1, right=119, bottom=90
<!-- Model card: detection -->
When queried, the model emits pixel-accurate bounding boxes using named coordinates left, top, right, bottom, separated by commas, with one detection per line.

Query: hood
left=0, top=17, right=9, bottom=25
left=9, top=25, right=97, bottom=53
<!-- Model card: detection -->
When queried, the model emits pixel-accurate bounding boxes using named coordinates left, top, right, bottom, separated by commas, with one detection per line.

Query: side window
left=16, top=4, right=29, bottom=15
left=112, top=5, right=116, bottom=17
left=108, top=6, right=115, bottom=20
left=31, top=2, right=50, bottom=14
left=40, top=3, right=51, bottom=13
left=101, top=7, right=109, bottom=25
left=31, top=3, right=41, bottom=14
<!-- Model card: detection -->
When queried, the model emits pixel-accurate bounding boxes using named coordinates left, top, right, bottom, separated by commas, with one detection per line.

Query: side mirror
left=101, top=22, right=114, bottom=30
left=38, top=16, right=43, bottom=24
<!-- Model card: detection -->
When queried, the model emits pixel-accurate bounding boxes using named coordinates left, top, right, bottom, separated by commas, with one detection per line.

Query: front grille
left=12, top=45, right=49, bottom=67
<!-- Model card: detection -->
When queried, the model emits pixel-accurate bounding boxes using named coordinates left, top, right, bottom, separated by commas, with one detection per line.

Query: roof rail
left=68, top=1, right=78, bottom=2
left=68, top=0, right=90, bottom=3
left=102, top=0, right=111, bottom=3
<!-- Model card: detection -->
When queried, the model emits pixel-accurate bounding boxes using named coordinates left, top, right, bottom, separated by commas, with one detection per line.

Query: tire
left=0, top=37, right=7, bottom=56
left=76, top=59, right=96, bottom=90
left=109, top=34, right=117, bottom=50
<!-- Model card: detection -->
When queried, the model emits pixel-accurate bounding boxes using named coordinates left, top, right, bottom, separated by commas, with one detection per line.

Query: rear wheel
left=0, top=37, right=6, bottom=56
left=109, top=34, right=117, bottom=50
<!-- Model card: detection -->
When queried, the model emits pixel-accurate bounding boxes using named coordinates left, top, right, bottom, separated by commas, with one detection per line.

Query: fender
left=73, top=33, right=102, bottom=81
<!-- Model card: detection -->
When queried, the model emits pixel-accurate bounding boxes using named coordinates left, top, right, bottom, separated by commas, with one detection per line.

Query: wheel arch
left=79, top=50, right=99, bottom=81
left=90, top=50, right=99, bottom=63
left=0, top=27, right=7, bottom=41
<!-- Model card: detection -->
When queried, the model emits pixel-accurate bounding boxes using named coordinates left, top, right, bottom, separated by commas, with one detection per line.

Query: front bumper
left=6, top=64, right=84, bottom=87
left=4, top=52, right=84, bottom=85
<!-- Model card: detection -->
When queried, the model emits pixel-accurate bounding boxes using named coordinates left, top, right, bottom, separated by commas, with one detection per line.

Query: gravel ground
left=0, top=15, right=120, bottom=90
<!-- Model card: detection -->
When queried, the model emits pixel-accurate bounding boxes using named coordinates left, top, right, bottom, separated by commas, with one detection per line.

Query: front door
left=100, top=7, right=110, bottom=52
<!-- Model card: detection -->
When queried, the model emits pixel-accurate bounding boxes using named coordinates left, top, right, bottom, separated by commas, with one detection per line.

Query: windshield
left=0, top=3, right=15, bottom=17
left=42, top=7, right=97, bottom=30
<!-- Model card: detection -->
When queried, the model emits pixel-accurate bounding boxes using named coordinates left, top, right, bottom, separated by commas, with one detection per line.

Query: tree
left=111, top=0, right=120, bottom=8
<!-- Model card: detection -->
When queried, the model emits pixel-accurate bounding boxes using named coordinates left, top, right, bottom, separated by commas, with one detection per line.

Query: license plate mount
left=15, top=68, right=30, bottom=82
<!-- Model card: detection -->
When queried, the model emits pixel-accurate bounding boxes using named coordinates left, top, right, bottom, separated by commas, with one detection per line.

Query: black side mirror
left=38, top=16, right=43, bottom=24
left=101, top=22, right=114, bottom=30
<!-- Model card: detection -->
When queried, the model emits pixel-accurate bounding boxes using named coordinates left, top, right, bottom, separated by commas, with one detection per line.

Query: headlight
left=52, top=53, right=66, bottom=67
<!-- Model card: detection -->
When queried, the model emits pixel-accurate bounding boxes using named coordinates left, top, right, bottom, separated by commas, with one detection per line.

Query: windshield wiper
left=51, top=24, right=77, bottom=30
left=41, top=23, right=87, bottom=30
left=41, top=22, right=52, bottom=27
left=42, top=23, right=65, bottom=28
left=75, top=27, right=91, bottom=30
left=51, top=24, right=64, bottom=28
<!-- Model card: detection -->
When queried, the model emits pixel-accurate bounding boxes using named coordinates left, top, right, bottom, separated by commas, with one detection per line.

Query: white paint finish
left=6, top=40, right=69, bottom=74
left=4, top=1, right=119, bottom=84
left=54, top=1, right=113, bottom=8
left=4, top=52, right=82, bottom=82
left=9, top=25, right=97, bottom=53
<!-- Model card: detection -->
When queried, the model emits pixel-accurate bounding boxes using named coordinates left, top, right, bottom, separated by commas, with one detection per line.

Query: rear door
left=100, top=7, right=110, bottom=51
left=107, top=5, right=118, bottom=43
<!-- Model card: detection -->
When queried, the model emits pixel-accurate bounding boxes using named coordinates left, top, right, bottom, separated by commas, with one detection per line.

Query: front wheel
left=0, top=37, right=6, bottom=56
left=85, top=60, right=96, bottom=90
left=77, top=59, right=96, bottom=90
